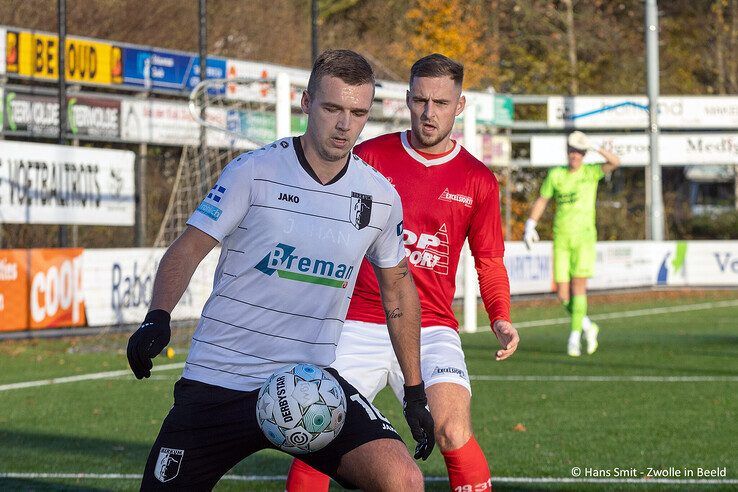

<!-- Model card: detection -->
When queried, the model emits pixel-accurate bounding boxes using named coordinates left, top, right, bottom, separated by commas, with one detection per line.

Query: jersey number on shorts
left=350, top=394, right=391, bottom=424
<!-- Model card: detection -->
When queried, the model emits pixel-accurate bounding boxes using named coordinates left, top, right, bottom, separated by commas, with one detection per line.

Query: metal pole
left=136, top=142, right=148, bottom=246
left=311, top=0, right=319, bottom=63
left=463, top=99, right=478, bottom=333
left=58, top=0, right=68, bottom=247
left=198, top=0, right=208, bottom=196
left=645, top=0, right=664, bottom=241
left=505, top=128, right=512, bottom=241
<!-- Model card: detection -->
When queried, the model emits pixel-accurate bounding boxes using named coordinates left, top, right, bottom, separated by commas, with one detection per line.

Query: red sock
left=442, top=436, right=492, bottom=492
left=285, top=458, right=330, bottom=492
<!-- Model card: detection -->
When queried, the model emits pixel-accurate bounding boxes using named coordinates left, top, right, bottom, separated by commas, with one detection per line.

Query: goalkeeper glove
left=523, top=218, right=540, bottom=250
left=403, top=382, right=435, bottom=460
left=127, top=309, right=171, bottom=379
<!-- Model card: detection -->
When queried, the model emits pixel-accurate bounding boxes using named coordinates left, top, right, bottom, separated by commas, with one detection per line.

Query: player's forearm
left=598, top=147, right=620, bottom=165
left=529, top=197, right=548, bottom=222
left=383, top=276, right=423, bottom=386
left=476, top=257, right=511, bottom=324
left=149, top=238, right=204, bottom=313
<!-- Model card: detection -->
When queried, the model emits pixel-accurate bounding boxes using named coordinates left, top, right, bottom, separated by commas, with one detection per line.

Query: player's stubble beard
left=316, top=134, right=353, bottom=163
left=412, top=118, right=452, bottom=150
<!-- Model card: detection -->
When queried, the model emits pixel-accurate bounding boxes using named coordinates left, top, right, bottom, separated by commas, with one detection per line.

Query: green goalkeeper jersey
left=539, top=164, right=605, bottom=237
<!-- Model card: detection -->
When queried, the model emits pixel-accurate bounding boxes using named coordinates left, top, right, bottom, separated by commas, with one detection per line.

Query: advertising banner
left=120, top=99, right=256, bottom=148
left=28, top=248, right=85, bottom=329
left=0, top=27, right=6, bottom=75
left=225, top=58, right=307, bottom=103
left=548, top=95, right=738, bottom=129
left=655, top=241, right=738, bottom=287
left=120, top=99, right=197, bottom=145
left=3, top=91, right=121, bottom=138
left=0, top=141, right=135, bottom=225
left=504, top=242, right=555, bottom=295
left=589, top=241, right=660, bottom=290
left=530, top=133, right=738, bottom=167
left=82, top=248, right=218, bottom=326
left=122, top=46, right=226, bottom=92
left=6, top=29, right=122, bottom=85
left=0, top=249, right=29, bottom=331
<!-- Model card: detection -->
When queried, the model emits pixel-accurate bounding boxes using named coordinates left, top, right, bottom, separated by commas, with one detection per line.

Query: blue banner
left=121, top=47, right=226, bottom=92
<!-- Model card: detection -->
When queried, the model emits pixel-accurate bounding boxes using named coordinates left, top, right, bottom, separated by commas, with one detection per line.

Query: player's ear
left=405, top=90, right=411, bottom=110
left=456, top=94, right=466, bottom=117
left=301, top=90, right=311, bottom=114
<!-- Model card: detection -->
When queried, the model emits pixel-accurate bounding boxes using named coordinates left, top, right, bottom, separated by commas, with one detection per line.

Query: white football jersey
left=184, top=137, right=405, bottom=391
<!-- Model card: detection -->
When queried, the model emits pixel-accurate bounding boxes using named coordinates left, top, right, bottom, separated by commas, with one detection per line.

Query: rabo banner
left=82, top=248, right=219, bottom=326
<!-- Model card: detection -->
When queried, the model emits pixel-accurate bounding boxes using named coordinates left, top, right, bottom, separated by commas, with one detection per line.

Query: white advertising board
left=589, top=241, right=660, bottom=290
left=120, top=99, right=254, bottom=149
left=548, top=96, right=738, bottom=129
left=0, top=141, right=135, bottom=225
left=530, top=133, right=738, bottom=167
left=83, top=248, right=219, bottom=326
left=655, top=241, right=738, bottom=287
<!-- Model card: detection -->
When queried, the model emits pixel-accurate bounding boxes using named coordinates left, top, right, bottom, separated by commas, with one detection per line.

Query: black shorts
left=140, top=368, right=403, bottom=490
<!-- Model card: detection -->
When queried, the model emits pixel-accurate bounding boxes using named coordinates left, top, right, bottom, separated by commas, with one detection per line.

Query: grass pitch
left=1, top=289, right=736, bottom=491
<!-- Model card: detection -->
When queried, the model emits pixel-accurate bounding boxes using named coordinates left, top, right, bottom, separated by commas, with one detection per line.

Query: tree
left=394, top=0, right=489, bottom=88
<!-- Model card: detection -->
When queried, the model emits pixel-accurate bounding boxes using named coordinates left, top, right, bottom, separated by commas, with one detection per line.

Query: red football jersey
left=347, top=131, right=505, bottom=330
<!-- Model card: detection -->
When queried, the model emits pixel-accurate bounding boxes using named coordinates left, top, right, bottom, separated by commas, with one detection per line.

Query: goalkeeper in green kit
left=524, top=131, right=620, bottom=356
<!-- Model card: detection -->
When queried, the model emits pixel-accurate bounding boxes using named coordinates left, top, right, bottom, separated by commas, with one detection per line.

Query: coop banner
left=5, top=28, right=122, bottom=85
left=82, top=248, right=219, bottom=326
left=0, top=141, right=135, bottom=225
left=0, top=249, right=29, bottom=331
left=548, top=96, right=738, bottom=129
left=28, top=248, right=86, bottom=329
left=530, top=133, right=738, bottom=167
left=3, top=91, right=121, bottom=138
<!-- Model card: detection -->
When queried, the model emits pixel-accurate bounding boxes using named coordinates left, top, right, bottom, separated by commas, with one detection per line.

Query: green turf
left=1, top=290, right=736, bottom=491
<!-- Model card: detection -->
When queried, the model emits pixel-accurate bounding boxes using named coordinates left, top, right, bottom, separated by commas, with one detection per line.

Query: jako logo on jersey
left=403, top=224, right=450, bottom=275
left=350, top=192, right=372, bottom=230
left=254, top=243, right=353, bottom=288
left=278, top=193, right=300, bottom=203
left=438, top=188, right=472, bottom=208
left=154, top=447, right=184, bottom=483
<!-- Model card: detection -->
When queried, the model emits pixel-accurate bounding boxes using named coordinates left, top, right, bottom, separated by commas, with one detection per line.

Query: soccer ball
left=256, top=363, right=347, bottom=454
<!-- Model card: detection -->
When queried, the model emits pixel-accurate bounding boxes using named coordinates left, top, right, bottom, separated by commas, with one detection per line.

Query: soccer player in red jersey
left=286, top=53, right=519, bottom=491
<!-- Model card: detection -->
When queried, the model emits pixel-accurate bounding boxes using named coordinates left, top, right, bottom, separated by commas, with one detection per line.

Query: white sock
left=581, top=316, right=592, bottom=331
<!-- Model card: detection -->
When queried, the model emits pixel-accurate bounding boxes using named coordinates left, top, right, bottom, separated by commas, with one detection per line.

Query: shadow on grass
left=0, top=478, right=111, bottom=491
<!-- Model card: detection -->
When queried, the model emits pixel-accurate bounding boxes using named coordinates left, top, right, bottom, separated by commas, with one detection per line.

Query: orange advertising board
left=28, top=248, right=86, bottom=329
left=0, top=249, right=29, bottom=331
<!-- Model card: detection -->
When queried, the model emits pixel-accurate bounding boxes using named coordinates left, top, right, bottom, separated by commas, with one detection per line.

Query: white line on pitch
left=0, top=473, right=736, bottom=485
left=2, top=299, right=737, bottom=393
left=0, top=363, right=184, bottom=392
left=507, top=298, right=738, bottom=329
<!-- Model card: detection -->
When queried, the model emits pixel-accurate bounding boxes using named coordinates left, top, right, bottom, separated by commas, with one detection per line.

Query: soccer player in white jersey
left=126, top=50, right=434, bottom=491
left=287, top=54, right=519, bottom=492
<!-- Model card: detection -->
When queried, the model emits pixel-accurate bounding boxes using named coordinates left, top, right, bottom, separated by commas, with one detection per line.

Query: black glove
left=127, top=309, right=171, bottom=379
left=403, top=381, right=435, bottom=460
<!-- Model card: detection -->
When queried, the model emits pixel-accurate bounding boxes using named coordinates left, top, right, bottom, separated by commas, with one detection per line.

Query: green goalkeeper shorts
left=553, top=232, right=596, bottom=283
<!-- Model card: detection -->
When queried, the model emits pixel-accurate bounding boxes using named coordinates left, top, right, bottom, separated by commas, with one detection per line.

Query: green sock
left=562, top=299, right=572, bottom=314
left=570, top=295, right=587, bottom=333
